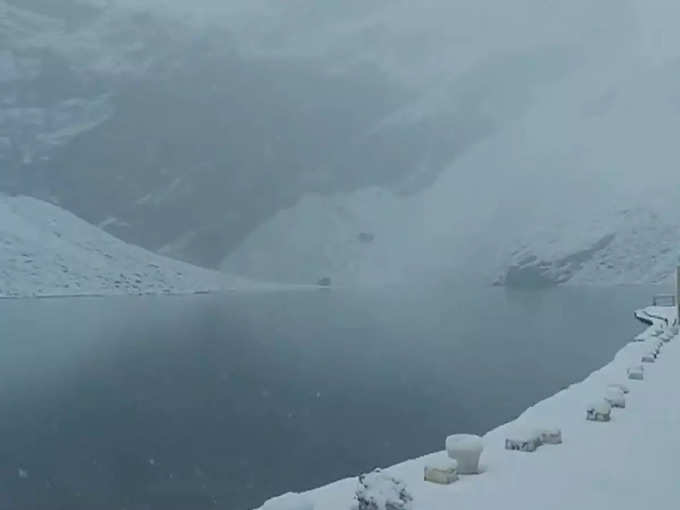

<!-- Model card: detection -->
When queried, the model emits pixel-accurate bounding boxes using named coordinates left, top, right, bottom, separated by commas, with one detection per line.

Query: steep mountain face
left=5, top=1, right=677, bottom=285
left=222, top=3, right=680, bottom=287
left=1, top=0, right=606, bottom=269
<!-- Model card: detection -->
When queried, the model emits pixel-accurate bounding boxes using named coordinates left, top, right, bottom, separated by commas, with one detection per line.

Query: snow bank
left=258, top=306, right=679, bottom=510
left=0, top=194, right=254, bottom=297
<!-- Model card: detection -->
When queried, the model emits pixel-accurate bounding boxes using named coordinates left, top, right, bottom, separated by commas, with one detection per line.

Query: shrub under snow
left=355, top=469, right=413, bottom=510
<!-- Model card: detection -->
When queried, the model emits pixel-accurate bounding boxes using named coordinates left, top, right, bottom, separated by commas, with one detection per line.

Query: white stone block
left=505, top=430, right=541, bottom=452
left=261, top=492, right=314, bottom=510
left=608, top=383, right=629, bottom=394
left=424, top=459, right=458, bottom=485
left=445, top=434, right=483, bottom=474
left=642, top=352, right=656, bottom=363
left=535, top=428, right=563, bottom=445
left=604, top=387, right=626, bottom=408
left=628, top=365, right=644, bottom=380
left=586, top=400, right=611, bottom=422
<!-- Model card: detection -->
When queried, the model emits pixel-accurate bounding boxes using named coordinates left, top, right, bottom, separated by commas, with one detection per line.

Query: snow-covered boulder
left=586, top=401, right=612, bottom=422
left=445, top=434, right=483, bottom=474
left=608, top=383, right=630, bottom=395
left=535, top=428, right=563, bottom=445
left=505, top=430, right=542, bottom=452
left=424, top=459, right=458, bottom=485
left=355, top=470, right=413, bottom=510
left=628, top=365, right=645, bottom=380
left=604, top=387, right=626, bottom=409
left=642, top=352, right=656, bottom=363
left=261, top=493, right=314, bottom=510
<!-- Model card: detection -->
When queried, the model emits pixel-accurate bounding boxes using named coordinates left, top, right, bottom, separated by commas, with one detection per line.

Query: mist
left=3, top=0, right=680, bottom=284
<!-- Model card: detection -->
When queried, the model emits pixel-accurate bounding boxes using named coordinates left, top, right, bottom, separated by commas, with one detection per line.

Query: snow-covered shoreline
left=259, top=303, right=678, bottom=509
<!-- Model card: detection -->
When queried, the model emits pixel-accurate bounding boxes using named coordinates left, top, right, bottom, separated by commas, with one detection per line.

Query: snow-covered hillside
left=0, top=194, right=249, bottom=297
left=223, top=3, right=680, bottom=287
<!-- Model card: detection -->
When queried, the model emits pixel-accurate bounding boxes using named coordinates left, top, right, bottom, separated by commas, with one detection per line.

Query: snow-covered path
left=262, top=305, right=679, bottom=509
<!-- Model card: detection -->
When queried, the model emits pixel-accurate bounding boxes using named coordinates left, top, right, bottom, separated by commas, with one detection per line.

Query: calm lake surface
left=0, top=284, right=662, bottom=509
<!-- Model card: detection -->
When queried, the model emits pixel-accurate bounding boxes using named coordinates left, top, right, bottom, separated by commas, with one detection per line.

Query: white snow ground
left=0, top=194, right=254, bottom=297
left=257, top=304, right=678, bottom=509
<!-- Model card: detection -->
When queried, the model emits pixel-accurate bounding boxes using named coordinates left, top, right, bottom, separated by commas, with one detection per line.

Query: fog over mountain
left=2, top=0, right=680, bottom=285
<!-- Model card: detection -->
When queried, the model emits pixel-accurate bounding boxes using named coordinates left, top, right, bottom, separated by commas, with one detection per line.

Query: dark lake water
left=0, top=284, right=662, bottom=509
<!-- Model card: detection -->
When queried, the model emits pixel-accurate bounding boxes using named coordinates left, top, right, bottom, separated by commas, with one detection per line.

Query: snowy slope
left=223, top=4, right=680, bottom=287
left=257, top=306, right=679, bottom=510
left=0, top=194, right=250, bottom=297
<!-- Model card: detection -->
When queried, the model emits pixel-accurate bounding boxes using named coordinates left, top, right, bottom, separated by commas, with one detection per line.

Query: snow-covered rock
left=608, top=383, right=630, bottom=395
left=604, top=387, right=626, bottom=409
left=355, top=470, right=413, bottom=510
left=0, top=194, right=250, bottom=297
left=627, top=365, right=645, bottom=381
left=535, top=428, right=562, bottom=445
left=586, top=400, right=612, bottom=422
left=505, top=430, right=542, bottom=453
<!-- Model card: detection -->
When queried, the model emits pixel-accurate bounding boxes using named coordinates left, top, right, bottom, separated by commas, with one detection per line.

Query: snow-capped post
left=586, top=400, right=611, bottom=422
left=424, top=459, right=458, bottom=485
left=628, top=365, right=644, bottom=380
left=261, top=492, right=314, bottom=510
left=505, top=429, right=542, bottom=452
left=355, top=469, right=413, bottom=510
left=445, top=434, right=483, bottom=474
left=604, top=386, right=626, bottom=408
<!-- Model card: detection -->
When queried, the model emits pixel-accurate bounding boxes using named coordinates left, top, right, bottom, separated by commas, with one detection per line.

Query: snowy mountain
left=1, top=0, right=633, bottom=270
left=222, top=2, right=680, bottom=287
left=4, top=1, right=680, bottom=286
left=0, top=193, right=249, bottom=298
